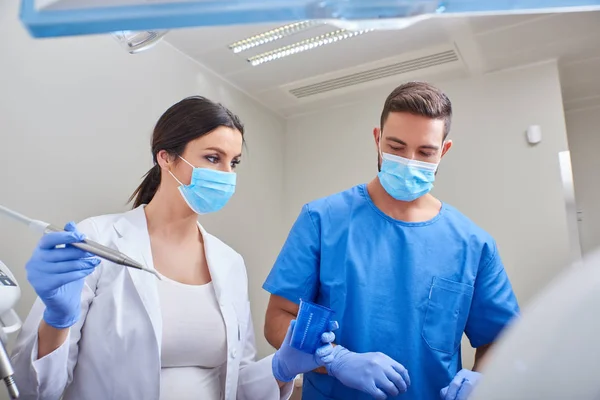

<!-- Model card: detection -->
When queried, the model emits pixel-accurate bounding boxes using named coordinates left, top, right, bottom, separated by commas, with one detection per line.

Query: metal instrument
left=0, top=260, right=22, bottom=399
left=0, top=204, right=160, bottom=279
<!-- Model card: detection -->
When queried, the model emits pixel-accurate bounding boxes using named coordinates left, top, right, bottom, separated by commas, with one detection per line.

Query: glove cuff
left=271, top=352, right=295, bottom=383
left=325, top=345, right=349, bottom=377
left=43, top=309, right=78, bottom=329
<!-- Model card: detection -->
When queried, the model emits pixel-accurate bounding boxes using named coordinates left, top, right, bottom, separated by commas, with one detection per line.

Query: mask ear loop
left=378, top=130, right=384, bottom=161
left=178, top=155, right=196, bottom=169
left=168, top=170, right=184, bottom=186
left=434, top=141, right=448, bottom=176
left=168, top=155, right=195, bottom=187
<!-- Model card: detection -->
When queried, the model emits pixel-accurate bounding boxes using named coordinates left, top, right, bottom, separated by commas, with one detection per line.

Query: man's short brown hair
left=380, top=82, right=452, bottom=140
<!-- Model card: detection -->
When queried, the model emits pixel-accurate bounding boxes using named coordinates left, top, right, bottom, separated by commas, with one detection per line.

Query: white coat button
left=230, top=348, right=237, bottom=359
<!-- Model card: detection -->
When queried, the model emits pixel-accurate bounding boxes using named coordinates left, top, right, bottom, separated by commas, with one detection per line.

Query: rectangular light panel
left=228, top=20, right=323, bottom=53
left=247, top=28, right=373, bottom=66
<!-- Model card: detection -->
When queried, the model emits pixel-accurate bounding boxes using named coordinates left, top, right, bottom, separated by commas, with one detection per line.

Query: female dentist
left=10, top=96, right=335, bottom=400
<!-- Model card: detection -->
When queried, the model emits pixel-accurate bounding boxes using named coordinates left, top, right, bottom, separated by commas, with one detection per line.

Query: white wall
left=284, top=61, right=573, bottom=366
left=0, top=0, right=283, bottom=369
left=566, top=108, right=600, bottom=255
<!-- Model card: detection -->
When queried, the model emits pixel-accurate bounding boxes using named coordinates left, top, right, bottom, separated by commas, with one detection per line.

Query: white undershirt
left=158, top=275, right=227, bottom=400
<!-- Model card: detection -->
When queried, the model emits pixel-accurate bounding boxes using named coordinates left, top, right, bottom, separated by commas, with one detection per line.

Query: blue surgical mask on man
left=378, top=152, right=438, bottom=202
left=169, top=156, right=236, bottom=214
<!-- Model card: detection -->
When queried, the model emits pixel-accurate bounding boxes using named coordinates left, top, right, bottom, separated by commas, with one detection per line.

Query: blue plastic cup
left=290, top=299, right=335, bottom=354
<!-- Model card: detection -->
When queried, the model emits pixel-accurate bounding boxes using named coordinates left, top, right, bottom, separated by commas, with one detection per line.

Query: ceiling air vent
left=285, top=45, right=463, bottom=100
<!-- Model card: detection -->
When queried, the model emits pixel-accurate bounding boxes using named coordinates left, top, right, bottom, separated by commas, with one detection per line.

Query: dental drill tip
left=145, top=268, right=162, bottom=280
left=117, top=254, right=159, bottom=279
left=137, top=264, right=161, bottom=279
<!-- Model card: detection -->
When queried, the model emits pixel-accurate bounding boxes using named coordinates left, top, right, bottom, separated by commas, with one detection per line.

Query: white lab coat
left=11, top=206, right=292, bottom=400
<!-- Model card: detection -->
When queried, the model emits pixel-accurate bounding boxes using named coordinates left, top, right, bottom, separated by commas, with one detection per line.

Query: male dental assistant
left=263, top=82, right=520, bottom=400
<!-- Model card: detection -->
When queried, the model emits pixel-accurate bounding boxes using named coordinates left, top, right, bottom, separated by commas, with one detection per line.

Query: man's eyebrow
left=386, top=137, right=439, bottom=150
left=386, top=137, right=407, bottom=146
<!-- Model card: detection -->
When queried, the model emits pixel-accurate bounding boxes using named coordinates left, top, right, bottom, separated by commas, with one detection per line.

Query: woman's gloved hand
left=318, top=345, right=411, bottom=400
left=272, top=319, right=338, bottom=382
left=25, top=222, right=101, bottom=329
left=440, top=369, right=482, bottom=400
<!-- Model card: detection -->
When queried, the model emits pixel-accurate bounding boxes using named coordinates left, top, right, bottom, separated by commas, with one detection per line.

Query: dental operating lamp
left=18, top=1, right=600, bottom=54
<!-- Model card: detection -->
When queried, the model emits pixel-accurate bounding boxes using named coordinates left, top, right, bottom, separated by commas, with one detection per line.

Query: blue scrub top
left=263, top=184, right=520, bottom=400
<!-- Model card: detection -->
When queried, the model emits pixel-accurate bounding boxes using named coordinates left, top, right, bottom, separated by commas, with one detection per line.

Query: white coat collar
left=111, top=206, right=238, bottom=350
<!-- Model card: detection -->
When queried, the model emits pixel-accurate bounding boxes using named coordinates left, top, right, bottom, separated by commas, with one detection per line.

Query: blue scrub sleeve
left=464, top=241, right=520, bottom=348
left=262, top=204, right=320, bottom=304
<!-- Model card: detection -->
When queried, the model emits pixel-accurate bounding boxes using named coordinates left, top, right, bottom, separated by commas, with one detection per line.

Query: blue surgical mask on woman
left=169, top=156, right=236, bottom=214
left=378, top=152, right=438, bottom=202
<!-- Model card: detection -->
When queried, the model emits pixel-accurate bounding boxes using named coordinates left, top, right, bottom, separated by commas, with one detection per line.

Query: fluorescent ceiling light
left=228, top=21, right=322, bottom=53
left=247, top=28, right=373, bottom=66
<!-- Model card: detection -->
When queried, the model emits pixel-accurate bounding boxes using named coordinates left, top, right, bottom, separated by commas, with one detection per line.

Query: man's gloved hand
left=272, top=319, right=338, bottom=382
left=318, top=345, right=411, bottom=400
left=25, top=222, right=101, bottom=329
left=440, top=369, right=482, bottom=400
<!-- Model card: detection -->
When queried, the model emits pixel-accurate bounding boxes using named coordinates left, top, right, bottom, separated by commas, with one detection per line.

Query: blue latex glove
left=319, top=345, right=411, bottom=400
left=272, top=319, right=338, bottom=382
left=440, top=369, right=482, bottom=400
left=25, top=222, right=101, bottom=329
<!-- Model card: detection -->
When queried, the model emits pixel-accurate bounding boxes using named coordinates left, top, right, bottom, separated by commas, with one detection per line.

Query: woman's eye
left=231, top=159, right=241, bottom=169
left=206, top=156, right=219, bottom=164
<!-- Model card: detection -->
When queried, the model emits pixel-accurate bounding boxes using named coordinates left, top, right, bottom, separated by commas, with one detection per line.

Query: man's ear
left=373, top=127, right=381, bottom=148
left=441, top=140, right=453, bottom=157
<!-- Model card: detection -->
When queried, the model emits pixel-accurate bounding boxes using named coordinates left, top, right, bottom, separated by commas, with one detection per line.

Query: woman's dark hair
left=129, top=96, right=244, bottom=208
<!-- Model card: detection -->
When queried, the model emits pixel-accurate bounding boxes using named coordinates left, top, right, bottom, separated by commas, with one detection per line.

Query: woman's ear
left=156, top=150, right=174, bottom=169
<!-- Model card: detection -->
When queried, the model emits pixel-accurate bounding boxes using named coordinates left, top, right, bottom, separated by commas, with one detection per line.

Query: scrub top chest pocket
left=422, top=277, right=474, bottom=354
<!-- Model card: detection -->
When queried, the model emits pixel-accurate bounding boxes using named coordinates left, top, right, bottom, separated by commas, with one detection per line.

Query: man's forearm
left=265, top=309, right=296, bottom=349
left=473, top=343, right=493, bottom=371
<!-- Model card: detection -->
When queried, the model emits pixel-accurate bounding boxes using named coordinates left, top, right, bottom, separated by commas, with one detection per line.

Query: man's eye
left=389, top=146, right=402, bottom=151
left=420, top=152, right=434, bottom=157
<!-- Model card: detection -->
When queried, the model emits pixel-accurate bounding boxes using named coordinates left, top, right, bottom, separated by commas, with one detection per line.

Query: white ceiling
left=165, top=11, right=600, bottom=117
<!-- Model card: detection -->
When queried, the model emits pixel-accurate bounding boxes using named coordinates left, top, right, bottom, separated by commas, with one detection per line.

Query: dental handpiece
left=0, top=204, right=160, bottom=280
left=43, top=224, right=160, bottom=279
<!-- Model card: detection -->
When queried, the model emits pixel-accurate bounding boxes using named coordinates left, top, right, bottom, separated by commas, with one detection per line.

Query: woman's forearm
left=37, top=321, right=69, bottom=359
